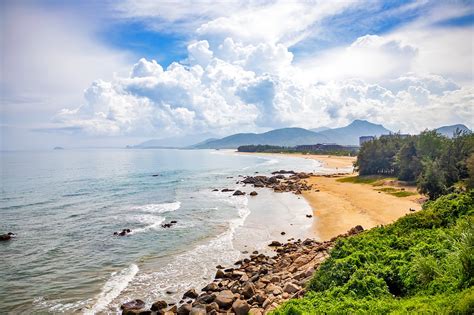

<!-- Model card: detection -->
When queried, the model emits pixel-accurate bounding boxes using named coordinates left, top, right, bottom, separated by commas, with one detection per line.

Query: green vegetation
left=355, top=130, right=474, bottom=199
left=273, top=192, right=474, bottom=314
left=375, top=187, right=417, bottom=197
left=336, top=175, right=389, bottom=185
left=237, top=144, right=357, bottom=156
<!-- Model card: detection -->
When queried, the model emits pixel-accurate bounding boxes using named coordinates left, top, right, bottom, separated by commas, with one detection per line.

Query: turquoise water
left=0, top=149, right=319, bottom=313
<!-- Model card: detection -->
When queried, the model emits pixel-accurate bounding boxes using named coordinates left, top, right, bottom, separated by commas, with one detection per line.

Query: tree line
left=355, top=130, right=474, bottom=199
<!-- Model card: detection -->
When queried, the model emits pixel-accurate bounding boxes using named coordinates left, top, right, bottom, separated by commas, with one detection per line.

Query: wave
left=132, top=201, right=181, bottom=213
left=131, top=215, right=166, bottom=234
left=84, top=264, right=139, bottom=314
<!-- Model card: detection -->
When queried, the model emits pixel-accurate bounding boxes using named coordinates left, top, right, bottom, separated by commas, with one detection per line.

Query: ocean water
left=0, top=149, right=321, bottom=313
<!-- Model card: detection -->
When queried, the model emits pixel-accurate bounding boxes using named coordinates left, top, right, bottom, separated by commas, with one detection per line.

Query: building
left=359, top=136, right=375, bottom=146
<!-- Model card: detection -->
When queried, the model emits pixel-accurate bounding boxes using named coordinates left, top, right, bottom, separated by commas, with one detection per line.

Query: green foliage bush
left=272, top=192, right=474, bottom=314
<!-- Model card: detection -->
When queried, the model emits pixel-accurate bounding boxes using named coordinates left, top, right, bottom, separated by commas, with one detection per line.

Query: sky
left=1, top=0, right=473, bottom=150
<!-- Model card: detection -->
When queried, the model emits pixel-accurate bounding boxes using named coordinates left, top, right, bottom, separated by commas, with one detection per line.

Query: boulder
left=241, top=282, right=256, bottom=299
left=306, top=214, right=313, bottom=218
left=177, top=303, right=192, bottom=315
left=222, top=188, right=234, bottom=192
left=202, top=282, right=219, bottom=292
left=0, top=232, right=14, bottom=241
left=268, top=241, right=282, bottom=247
left=215, top=269, right=225, bottom=279
left=151, top=300, right=167, bottom=311
left=214, top=290, right=235, bottom=309
left=249, top=191, right=258, bottom=196
left=283, top=282, right=300, bottom=294
left=233, top=190, right=245, bottom=196
left=232, top=299, right=251, bottom=315
left=348, top=225, right=364, bottom=235
left=121, top=299, right=146, bottom=311
left=249, top=308, right=264, bottom=315
left=189, top=306, right=206, bottom=315
left=183, top=288, right=199, bottom=299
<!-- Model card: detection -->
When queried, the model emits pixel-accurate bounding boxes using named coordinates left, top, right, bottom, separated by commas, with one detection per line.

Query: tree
left=467, top=153, right=474, bottom=189
left=417, top=160, right=447, bottom=200
left=397, top=139, right=422, bottom=181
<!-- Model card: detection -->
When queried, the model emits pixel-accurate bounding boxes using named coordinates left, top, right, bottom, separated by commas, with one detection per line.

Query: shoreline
left=118, top=153, right=426, bottom=314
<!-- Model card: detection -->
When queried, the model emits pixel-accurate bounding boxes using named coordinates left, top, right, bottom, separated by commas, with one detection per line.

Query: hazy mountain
left=317, top=120, right=392, bottom=145
left=190, top=128, right=330, bottom=149
left=190, top=120, right=393, bottom=148
left=131, top=133, right=218, bottom=148
left=311, top=126, right=330, bottom=132
left=435, top=124, right=471, bottom=138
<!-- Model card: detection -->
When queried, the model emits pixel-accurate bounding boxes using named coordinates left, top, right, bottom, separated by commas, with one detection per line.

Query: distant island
left=53, top=146, right=64, bottom=150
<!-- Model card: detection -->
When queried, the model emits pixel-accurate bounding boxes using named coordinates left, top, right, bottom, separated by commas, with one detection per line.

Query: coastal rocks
left=250, top=191, right=258, bottom=196
left=221, top=188, right=234, bottom=192
left=240, top=172, right=314, bottom=195
left=162, top=221, right=178, bottom=228
left=0, top=232, right=15, bottom=241
left=183, top=288, right=199, bottom=299
left=151, top=300, right=167, bottom=311
left=121, top=299, right=146, bottom=313
left=114, top=229, right=132, bottom=236
left=268, top=241, right=282, bottom=247
left=232, top=299, right=250, bottom=315
left=128, top=226, right=368, bottom=315
left=232, top=190, right=246, bottom=196
left=214, top=290, right=235, bottom=309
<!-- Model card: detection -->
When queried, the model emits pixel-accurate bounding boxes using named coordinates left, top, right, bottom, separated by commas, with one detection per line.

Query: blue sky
left=1, top=0, right=473, bottom=149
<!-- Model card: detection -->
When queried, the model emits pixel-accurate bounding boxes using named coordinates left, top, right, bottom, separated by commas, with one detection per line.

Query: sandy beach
left=238, top=152, right=423, bottom=241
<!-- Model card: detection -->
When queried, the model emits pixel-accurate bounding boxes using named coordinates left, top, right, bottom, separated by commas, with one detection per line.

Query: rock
left=196, top=293, right=216, bottom=304
left=241, top=282, right=256, bottom=299
left=249, top=191, right=258, bottom=196
left=306, top=214, right=313, bottom=218
left=207, top=302, right=219, bottom=312
left=183, top=288, right=199, bottom=299
left=268, top=241, right=282, bottom=247
left=214, top=290, right=235, bottom=309
left=177, top=304, right=192, bottom=315
left=189, top=306, right=206, bottom=315
left=202, top=282, right=219, bottom=292
left=249, top=308, right=264, bottom=315
left=348, top=225, right=364, bottom=235
left=151, top=300, right=168, bottom=311
left=221, top=188, right=234, bottom=192
left=233, top=190, right=245, bottom=196
left=280, top=231, right=286, bottom=235
left=0, top=232, right=14, bottom=241
left=232, top=299, right=251, bottom=315
left=215, top=269, right=225, bottom=279
left=283, top=282, right=300, bottom=294
left=121, top=299, right=146, bottom=311
left=212, top=189, right=219, bottom=192
left=170, top=220, right=178, bottom=224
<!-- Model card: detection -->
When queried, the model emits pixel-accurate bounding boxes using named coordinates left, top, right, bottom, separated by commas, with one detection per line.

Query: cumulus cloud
left=51, top=1, right=473, bottom=139
left=55, top=33, right=473, bottom=137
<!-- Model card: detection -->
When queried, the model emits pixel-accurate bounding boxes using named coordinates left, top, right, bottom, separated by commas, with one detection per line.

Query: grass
left=375, top=187, right=418, bottom=198
left=272, top=192, right=474, bottom=314
left=336, top=175, right=388, bottom=184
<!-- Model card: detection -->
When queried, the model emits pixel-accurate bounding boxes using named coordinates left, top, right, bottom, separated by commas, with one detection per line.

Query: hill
left=190, top=128, right=330, bottom=149
left=191, top=120, right=392, bottom=149
left=435, top=124, right=471, bottom=138
left=317, top=119, right=392, bottom=145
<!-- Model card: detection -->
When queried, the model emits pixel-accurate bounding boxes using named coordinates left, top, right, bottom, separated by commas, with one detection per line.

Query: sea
left=0, top=149, right=325, bottom=313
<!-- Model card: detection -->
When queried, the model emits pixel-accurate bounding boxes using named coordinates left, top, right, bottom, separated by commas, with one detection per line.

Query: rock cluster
left=114, top=229, right=132, bottom=236
left=240, top=172, right=313, bottom=195
left=0, top=232, right=15, bottom=241
left=122, top=226, right=365, bottom=314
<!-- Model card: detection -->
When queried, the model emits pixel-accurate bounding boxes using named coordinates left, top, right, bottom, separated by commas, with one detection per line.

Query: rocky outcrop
left=114, top=229, right=132, bottom=236
left=240, top=172, right=314, bottom=195
left=0, top=232, right=15, bottom=241
left=128, top=226, right=365, bottom=315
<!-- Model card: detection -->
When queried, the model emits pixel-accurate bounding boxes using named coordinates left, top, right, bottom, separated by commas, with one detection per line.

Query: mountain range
left=131, top=121, right=471, bottom=149
left=190, top=120, right=391, bottom=149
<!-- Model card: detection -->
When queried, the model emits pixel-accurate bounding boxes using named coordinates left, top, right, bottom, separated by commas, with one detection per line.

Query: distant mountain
left=130, top=133, right=218, bottom=149
left=317, top=120, right=392, bottom=145
left=190, top=128, right=330, bottom=149
left=191, top=120, right=393, bottom=148
left=311, top=126, right=330, bottom=132
left=435, top=124, right=471, bottom=138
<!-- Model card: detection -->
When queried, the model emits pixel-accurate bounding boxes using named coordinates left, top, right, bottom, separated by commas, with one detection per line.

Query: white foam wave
left=131, top=215, right=166, bottom=234
left=85, top=264, right=139, bottom=314
left=132, top=201, right=181, bottom=213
